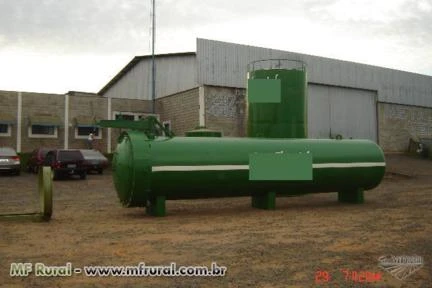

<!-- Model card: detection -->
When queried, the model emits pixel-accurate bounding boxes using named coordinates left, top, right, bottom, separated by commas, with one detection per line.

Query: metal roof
left=98, top=52, right=196, bottom=96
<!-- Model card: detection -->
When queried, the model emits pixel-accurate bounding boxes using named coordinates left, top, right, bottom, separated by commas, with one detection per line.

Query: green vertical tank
left=247, top=59, right=307, bottom=138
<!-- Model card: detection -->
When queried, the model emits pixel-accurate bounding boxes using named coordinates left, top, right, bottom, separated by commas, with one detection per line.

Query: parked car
left=43, top=149, right=87, bottom=180
left=27, top=147, right=52, bottom=173
left=80, top=149, right=109, bottom=174
left=0, top=147, right=21, bottom=175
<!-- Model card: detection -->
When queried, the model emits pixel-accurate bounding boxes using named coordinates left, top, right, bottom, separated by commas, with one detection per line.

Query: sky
left=0, top=0, right=431, bottom=94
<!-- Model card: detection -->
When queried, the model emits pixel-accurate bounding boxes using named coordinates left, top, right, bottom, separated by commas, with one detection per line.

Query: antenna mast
left=151, top=0, right=156, bottom=113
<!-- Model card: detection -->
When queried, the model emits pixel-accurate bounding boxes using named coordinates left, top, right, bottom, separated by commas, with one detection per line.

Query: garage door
left=308, top=84, right=377, bottom=141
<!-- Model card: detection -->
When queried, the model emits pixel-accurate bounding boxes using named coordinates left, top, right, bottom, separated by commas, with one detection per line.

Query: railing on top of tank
left=98, top=116, right=174, bottom=139
left=248, top=59, right=306, bottom=72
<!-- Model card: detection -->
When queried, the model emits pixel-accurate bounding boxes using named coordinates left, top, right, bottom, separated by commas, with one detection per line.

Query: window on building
left=114, top=112, right=159, bottom=121
left=75, top=126, right=102, bottom=139
left=77, top=127, right=100, bottom=137
left=163, top=121, right=170, bottom=130
left=29, top=125, right=58, bottom=138
left=0, top=124, right=11, bottom=137
left=115, top=114, right=135, bottom=121
left=32, top=125, right=55, bottom=135
left=138, top=114, right=159, bottom=120
left=162, top=121, right=172, bottom=136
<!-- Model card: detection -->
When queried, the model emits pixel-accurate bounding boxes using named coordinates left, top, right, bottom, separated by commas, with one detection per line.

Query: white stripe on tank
left=312, top=162, right=386, bottom=168
left=151, top=162, right=385, bottom=172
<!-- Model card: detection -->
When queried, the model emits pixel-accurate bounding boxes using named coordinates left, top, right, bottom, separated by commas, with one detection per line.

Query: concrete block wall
left=0, top=91, right=17, bottom=148
left=21, top=92, right=65, bottom=152
left=204, top=86, right=246, bottom=137
left=378, top=102, right=432, bottom=151
left=109, top=98, right=153, bottom=152
left=111, top=98, right=153, bottom=113
left=3, top=88, right=432, bottom=153
left=68, top=94, right=108, bottom=151
left=156, top=88, right=199, bottom=136
left=0, top=90, right=156, bottom=153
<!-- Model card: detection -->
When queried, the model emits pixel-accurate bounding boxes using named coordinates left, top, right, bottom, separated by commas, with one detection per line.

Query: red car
left=27, top=147, right=51, bottom=173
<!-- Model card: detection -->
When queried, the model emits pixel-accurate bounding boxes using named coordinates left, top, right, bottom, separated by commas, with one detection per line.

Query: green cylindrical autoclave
left=113, top=130, right=385, bottom=208
left=247, top=59, right=307, bottom=138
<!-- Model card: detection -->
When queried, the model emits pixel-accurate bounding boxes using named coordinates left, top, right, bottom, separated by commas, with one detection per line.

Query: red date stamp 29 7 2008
left=315, top=269, right=382, bottom=284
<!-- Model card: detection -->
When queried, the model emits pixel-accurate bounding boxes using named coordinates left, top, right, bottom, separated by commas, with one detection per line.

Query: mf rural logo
left=378, top=255, right=424, bottom=281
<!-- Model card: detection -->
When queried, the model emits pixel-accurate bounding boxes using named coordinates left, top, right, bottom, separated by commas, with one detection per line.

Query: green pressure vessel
left=113, top=130, right=385, bottom=212
left=247, top=60, right=307, bottom=138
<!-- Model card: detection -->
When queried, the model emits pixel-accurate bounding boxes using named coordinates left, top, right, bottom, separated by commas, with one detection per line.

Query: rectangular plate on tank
left=249, top=153, right=313, bottom=181
left=247, top=79, right=281, bottom=103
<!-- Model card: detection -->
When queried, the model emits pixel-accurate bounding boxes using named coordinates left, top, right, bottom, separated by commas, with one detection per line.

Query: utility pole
left=151, top=0, right=156, bottom=114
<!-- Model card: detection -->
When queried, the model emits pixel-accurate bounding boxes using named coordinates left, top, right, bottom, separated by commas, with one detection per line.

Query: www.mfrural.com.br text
left=10, top=262, right=227, bottom=277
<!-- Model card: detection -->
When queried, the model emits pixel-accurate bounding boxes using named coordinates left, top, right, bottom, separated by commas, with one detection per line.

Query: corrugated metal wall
left=197, top=39, right=432, bottom=108
left=104, top=54, right=198, bottom=100
left=308, top=84, right=377, bottom=141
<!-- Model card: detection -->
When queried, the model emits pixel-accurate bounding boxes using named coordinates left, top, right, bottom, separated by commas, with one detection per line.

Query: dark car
left=27, top=147, right=51, bottom=173
left=0, top=147, right=21, bottom=175
left=80, top=149, right=109, bottom=174
left=43, top=149, right=87, bottom=180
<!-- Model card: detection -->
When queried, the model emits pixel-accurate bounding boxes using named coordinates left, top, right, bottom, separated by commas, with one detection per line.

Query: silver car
left=79, top=149, right=109, bottom=174
left=0, top=147, right=21, bottom=175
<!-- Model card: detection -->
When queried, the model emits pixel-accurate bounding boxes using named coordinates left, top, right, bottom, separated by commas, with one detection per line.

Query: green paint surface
left=249, top=153, right=312, bottom=181
left=247, top=79, right=281, bottom=103
left=248, top=69, right=307, bottom=138
left=252, top=192, right=276, bottom=210
left=112, top=131, right=385, bottom=207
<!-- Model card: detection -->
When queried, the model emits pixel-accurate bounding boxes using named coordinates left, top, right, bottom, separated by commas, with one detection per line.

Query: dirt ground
left=0, top=154, right=431, bottom=288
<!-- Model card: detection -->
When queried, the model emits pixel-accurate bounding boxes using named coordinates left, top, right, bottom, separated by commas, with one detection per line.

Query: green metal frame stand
left=146, top=196, right=166, bottom=217
left=0, top=166, right=52, bottom=222
left=252, top=192, right=276, bottom=210
left=338, top=188, right=364, bottom=204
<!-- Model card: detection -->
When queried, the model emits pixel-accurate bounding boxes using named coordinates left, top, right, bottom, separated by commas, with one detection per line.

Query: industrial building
left=1, top=38, right=432, bottom=153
